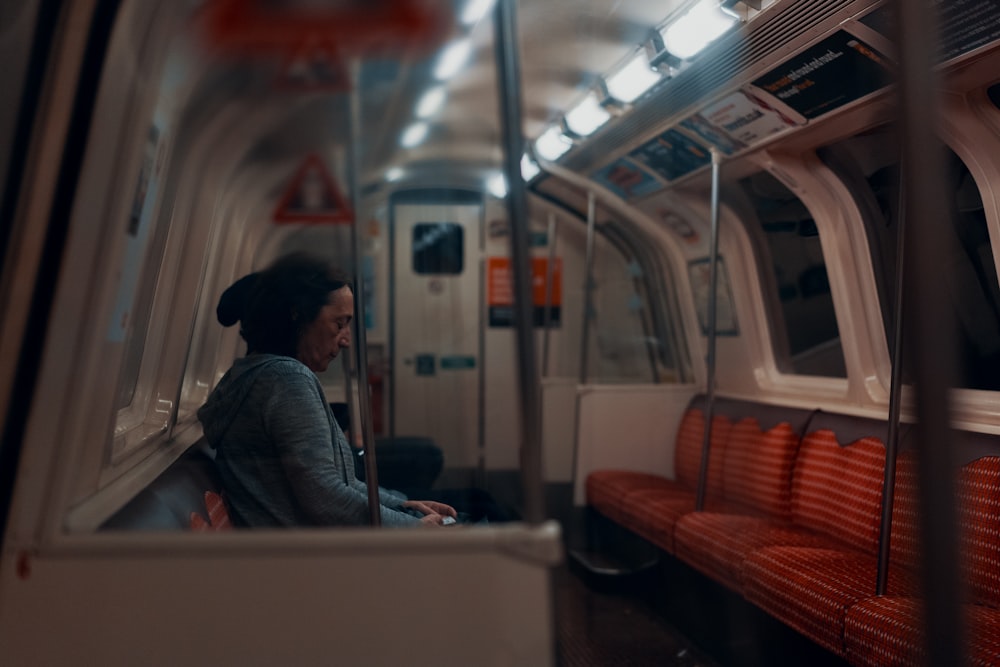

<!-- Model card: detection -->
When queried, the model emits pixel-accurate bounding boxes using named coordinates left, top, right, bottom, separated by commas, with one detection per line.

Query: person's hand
left=404, top=500, right=457, bottom=518
left=419, top=513, right=444, bottom=526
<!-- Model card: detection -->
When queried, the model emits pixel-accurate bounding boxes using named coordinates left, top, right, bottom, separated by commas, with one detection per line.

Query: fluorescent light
left=401, top=122, right=428, bottom=148
left=564, top=92, right=611, bottom=137
left=416, top=85, right=446, bottom=118
left=521, top=154, right=540, bottom=181
left=606, top=52, right=662, bottom=103
left=661, top=0, right=738, bottom=60
left=534, top=126, right=573, bottom=161
left=385, top=167, right=404, bottom=181
left=486, top=172, right=507, bottom=198
left=461, top=0, right=496, bottom=25
left=434, top=38, right=472, bottom=80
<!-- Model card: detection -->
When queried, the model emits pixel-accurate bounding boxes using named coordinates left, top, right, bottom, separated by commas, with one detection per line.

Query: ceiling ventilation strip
left=564, top=0, right=870, bottom=172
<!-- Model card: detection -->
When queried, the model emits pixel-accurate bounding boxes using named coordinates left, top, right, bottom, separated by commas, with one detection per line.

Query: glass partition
left=546, top=218, right=690, bottom=385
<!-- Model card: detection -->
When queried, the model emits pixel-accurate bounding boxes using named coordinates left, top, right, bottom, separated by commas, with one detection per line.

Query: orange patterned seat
left=585, top=399, right=731, bottom=553
left=674, top=418, right=816, bottom=591
left=745, top=546, right=918, bottom=656
left=844, top=455, right=1000, bottom=666
left=742, top=423, right=895, bottom=657
left=189, top=491, right=233, bottom=532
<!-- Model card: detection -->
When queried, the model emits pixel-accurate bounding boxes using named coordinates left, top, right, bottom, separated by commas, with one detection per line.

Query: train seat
left=844, top=448, right=1000, bottom=666
left=189, top=491, right=232, bottom=531
left=585, top=401, right=1000, bottom=660
left=585, top=394, right=732, bottom=552
left=672, top=408, right=823, bottom=592
left=100, top=445, right=224, bottom=531
left=741, top=413, right=900, bottom=656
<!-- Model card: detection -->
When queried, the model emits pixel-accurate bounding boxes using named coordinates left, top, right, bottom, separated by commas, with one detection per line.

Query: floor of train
left=465, top=471, right=850, bottom=667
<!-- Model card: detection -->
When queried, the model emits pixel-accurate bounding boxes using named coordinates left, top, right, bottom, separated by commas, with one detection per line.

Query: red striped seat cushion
left=791, top=431, right=886, bottom=555
left=617, top=491, right=696, bottom=552
left=841, top=456, right=1000, bottom=666
left=673, top=513, right=833, bottom=593
left=617, top=489, right=736, bottom=553
left=722, top=418, right=800, bottom=519
left=744, top=546, right=919, bottom=656
left=585, top=407, right=733, bottom=551
left=844, top=595, right=1000, bottom=667
left=586, top=470, right=681, bottom=524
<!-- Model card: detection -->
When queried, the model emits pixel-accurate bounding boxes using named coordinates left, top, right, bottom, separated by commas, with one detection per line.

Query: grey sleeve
left=262, top=371, right=419, bottom=527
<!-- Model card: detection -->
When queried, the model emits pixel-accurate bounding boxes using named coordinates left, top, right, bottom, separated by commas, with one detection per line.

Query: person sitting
left=197, top=253, right=455, bottom=527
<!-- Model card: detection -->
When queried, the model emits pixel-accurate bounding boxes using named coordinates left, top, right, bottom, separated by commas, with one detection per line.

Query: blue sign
left=629, top=129, right=712, bottom=182
left=591, top=158, right=663, bottom=200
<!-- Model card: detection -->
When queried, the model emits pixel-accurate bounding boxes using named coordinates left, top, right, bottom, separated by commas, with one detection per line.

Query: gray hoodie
left=197, top=354, right=418, bottom=527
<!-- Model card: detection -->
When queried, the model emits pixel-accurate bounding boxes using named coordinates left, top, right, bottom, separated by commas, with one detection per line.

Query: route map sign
left=591, top=158, right=663, bottom=200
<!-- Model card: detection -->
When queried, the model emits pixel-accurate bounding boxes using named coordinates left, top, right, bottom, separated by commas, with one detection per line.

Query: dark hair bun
left=216, top=272, right=259, bottom=326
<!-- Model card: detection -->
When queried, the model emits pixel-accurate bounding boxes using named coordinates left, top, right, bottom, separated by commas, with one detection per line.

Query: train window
left=989, top=82, right=1000, bottom=110
left=110, top=125, right=175, bottom=455
left=412, top=222, right=463, bottom=274
left=819, top=126, right=901, bottom=363
left=824, top=129, right=1000, bottom=390
left=737, top=171, right=846, bottom=377
left=591, top=221, right=692, bottom=384
left=942, top=151, right=1000, bottom=389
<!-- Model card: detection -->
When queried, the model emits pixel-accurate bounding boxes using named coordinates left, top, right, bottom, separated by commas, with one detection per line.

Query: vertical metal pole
left=579, top=193, right=597, bottom=386
left=477, top=207, right=487, bottom=488
left=570, top=193, right=597, bottom=505
left=893, top=1, right=964, bottom=662
left=387, top=205, right=397, bottom=442
left=346, top=59, right=381, bottom=527
left=541, top=212, right=559, bottom=377
left=696, top=149, right=722, bottom=512
left=494, top=0, right=544, bottom=524
left=876, top=169, right=907, bottom=595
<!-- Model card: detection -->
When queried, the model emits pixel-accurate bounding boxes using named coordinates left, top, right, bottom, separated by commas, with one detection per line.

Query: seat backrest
left=791, top=411, right=888, bottom=554
left=722, top=418, right=802, bottom=519
left=958, top=454, right=1000, bottom=608
left=674, top=400, right=731, bottom=498
left=717, top=400, right=813, bottom=519
left=190, top=490, right=233, bottom=532
left=887, top=450, right=921, bottom=576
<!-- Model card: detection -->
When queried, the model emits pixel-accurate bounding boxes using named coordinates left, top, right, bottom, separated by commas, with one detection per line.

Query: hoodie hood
left=197, top=354, right=289, bottom=448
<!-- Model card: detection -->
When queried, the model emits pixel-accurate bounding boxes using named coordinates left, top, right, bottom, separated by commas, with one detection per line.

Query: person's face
left=296, top=286, right=353, bottom=373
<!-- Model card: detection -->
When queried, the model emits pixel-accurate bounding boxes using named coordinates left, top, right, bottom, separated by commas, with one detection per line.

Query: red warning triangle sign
left=274, top=38, right=349, bottom=92
left=273, top=154, right=353, bottom=224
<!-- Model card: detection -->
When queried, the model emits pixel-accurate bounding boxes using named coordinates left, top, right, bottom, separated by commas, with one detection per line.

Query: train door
left=391, top=200, right=482, bottom=470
